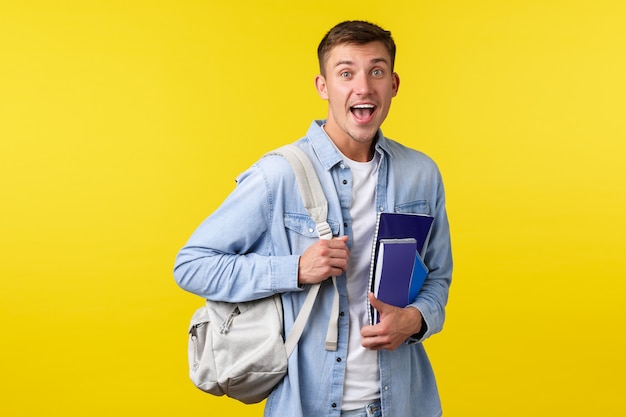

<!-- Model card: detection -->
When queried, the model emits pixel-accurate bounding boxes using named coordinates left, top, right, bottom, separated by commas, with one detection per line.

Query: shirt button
left=339, top=311, right=345, bottom=317
left=336, top=357, right=342, bottom=362
left=342, top=179, right=348, bottom=185
left=332, top=403, right=337, bottom=408
left=343, top=222, right=348, bottom=228
left=308, top=227, right=314, bottom=233
left=384, top=385, right=389, bottom=391
left=379, top=206, right=385, bottom=212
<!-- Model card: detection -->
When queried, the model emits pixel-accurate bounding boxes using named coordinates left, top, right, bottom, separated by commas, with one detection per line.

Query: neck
left=322, top=125, right=376, bottom=162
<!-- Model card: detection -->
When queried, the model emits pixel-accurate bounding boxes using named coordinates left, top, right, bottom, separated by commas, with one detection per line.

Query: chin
left=349, top=134, right=376, bottom=144
left=348, top=127, right=378, bottom=143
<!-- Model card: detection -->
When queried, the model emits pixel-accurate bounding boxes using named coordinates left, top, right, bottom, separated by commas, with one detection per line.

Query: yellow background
left=2, top=1, right=625, bottom=416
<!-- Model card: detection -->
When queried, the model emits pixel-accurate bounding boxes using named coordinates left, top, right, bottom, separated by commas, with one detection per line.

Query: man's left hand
left=360, top=292, right=423, bottom=351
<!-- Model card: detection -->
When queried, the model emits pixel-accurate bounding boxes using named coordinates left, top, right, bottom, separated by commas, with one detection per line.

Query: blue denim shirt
left=174, top=120, right=453, bottom=417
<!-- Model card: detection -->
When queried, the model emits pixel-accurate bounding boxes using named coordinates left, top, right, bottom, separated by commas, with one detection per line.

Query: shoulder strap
left=266, top=145, right=339, bottom=355
left=273, top=145, right=332, bottom=240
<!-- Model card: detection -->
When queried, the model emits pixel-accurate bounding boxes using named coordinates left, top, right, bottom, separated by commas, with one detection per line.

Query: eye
left=340, top=71, right=352, bottom=78
left=372, top=69, right=384, bottom=77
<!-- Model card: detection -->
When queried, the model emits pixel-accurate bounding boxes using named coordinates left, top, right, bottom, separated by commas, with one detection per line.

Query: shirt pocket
left=283, top=213, right=340, bottom=253
left=394, top=200, right=431, bottom=216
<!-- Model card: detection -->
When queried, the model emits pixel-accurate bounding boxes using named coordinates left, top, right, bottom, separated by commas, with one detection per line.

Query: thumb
left=368, top=292, right=385, bottom=314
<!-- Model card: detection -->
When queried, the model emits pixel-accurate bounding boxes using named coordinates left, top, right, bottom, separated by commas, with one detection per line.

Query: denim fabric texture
left=174, top=120, right=452, bottom=417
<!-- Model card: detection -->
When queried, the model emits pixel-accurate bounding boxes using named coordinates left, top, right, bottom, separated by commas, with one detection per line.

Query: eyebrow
left=334, top=57, right=390, bottom=68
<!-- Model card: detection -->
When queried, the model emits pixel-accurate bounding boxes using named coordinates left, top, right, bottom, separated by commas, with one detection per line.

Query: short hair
left=317, top=20, right=397, bottom=76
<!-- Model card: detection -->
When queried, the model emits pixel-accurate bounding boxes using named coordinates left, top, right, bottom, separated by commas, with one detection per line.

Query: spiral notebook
left=368, top=212, right=434, bottom=324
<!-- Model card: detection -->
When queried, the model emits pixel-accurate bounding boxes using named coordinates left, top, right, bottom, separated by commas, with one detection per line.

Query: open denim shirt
left=174, top=120, right=453, bottom=417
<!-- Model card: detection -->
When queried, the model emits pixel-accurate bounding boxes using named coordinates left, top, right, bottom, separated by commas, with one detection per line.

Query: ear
left=315, top=74, right=329, bottom=100
left=392, top=72, right=400, bottom=97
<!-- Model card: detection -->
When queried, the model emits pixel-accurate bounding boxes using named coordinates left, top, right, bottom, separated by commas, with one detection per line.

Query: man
left=174, top=20, right=453, bottom=417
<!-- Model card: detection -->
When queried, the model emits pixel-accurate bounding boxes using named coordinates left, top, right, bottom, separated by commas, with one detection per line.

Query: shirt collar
left=306, top=120, right=391, bottom=171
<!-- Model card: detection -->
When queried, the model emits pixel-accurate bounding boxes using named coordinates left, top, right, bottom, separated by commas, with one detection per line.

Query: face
left=315, top=41, right=399, bottom=157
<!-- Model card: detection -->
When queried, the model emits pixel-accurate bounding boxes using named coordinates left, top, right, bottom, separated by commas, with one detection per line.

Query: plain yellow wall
left=2, top=1, right=625, bottom=416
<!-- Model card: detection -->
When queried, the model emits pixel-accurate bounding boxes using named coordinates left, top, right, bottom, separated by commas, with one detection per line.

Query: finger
left=323, top=244, right=350, bottom=261
left=368, top=292, right=383, bottom=313
left=316, top=252, right=348, bottom=276
left=360, top=323, right=377, bottom=338
left=327, top=236, right=349, bottom=250
left=361, top=331, right=392, bottom=351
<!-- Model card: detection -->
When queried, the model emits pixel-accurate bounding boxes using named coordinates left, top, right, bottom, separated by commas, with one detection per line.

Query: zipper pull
left=219, top=306, right=241, bottom=334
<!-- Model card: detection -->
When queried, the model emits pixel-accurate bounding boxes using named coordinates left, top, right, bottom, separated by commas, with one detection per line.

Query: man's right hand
left=297, top=236, right=350, bottom=285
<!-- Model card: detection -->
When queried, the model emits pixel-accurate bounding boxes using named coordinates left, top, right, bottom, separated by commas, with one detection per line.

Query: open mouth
left=350, top=104, right=376, bottom=122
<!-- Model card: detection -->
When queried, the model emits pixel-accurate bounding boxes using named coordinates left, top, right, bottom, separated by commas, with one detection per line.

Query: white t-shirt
left=340, top=151, right=381, bottom=410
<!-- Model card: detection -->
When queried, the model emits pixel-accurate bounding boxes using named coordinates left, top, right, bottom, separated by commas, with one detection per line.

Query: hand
left=361, top=292, right=423, bottom=351
left=297, top=236, right=349, bottom=285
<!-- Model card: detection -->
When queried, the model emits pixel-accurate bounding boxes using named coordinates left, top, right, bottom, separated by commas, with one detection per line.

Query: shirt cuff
left=271, top=255, right=302, bottom=293
left=405, top=305, right=428, bottom=344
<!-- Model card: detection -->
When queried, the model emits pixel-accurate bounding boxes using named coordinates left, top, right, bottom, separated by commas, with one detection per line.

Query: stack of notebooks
left=368, top=212, right=434, bottom=324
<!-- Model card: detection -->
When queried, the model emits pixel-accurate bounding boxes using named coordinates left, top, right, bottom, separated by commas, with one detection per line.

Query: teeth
left=352, top=104, right=374, bottom=109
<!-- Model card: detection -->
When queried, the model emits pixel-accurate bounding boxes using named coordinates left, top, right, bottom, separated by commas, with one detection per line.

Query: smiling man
left=315, top=40, right=399, bottom=161
left=174, top=21, right=453, bottom=417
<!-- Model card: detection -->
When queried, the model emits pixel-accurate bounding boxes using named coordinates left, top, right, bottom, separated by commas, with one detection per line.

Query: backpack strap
left=266, top=144, right=339, bottom=354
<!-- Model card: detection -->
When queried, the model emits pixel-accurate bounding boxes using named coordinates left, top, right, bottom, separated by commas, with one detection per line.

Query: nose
left=353, top=72, right=373, bottom=95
